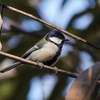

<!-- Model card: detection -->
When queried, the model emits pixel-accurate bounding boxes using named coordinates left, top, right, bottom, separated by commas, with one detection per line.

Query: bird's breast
left=29, top=42, right=59, bottom=62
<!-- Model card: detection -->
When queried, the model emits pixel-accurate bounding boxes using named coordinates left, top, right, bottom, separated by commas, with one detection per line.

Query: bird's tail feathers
left=0, top=62, right=22, bottom=73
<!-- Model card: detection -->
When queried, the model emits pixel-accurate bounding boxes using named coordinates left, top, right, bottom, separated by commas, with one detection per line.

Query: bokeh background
left=0, top=0, right=100, bottom=100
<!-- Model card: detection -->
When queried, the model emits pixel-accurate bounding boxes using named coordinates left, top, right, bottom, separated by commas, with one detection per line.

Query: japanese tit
left=0, top=29, right=69, bottom=73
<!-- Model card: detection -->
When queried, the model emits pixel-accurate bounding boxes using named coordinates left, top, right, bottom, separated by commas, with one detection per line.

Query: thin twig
left=2, top=4, right=100, bottom=50
left=0, top=51, right=100, bottom=84
left=0, top=2, right=3, bottom=50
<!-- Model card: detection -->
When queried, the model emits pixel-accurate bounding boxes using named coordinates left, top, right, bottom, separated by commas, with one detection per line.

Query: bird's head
left=46, top=29, right=69, bottom=45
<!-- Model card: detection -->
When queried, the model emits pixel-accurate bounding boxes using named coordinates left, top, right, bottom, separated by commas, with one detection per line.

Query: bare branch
left=0, top=2, right=3, bottom=50
left=2, top=4, right=100, bottom=51
left=0, top=51, right=78, bottom=78
left=0, top=51, right=100, bottom=84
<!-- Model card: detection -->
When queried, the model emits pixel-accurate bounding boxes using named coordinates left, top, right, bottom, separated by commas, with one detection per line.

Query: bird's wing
left=22, top=39, right=48, bottom=58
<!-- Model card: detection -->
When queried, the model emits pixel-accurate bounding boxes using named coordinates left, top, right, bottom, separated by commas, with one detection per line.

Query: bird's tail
left=0, top=62, right=22, bottom=73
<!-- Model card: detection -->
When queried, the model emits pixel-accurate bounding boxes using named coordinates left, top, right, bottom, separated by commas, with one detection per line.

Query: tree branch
left=0, top=51, right=100, bottom=84
left=2, top=4, right=100, bottom=51
left=0, top=2, right=3, bottom=50
left=0, top=51, right=78, bottom=78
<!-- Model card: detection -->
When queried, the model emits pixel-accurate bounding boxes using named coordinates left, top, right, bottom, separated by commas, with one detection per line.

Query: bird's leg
left=54, top=66, right=58, bottom=74
left=36, top=61, right=44, bottom=70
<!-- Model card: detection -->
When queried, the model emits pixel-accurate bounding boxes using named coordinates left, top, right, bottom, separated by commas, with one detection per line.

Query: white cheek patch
left=49, top=37, right=62, bottom=44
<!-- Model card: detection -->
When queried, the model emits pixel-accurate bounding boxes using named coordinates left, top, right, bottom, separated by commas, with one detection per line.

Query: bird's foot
left=54, top=66, right=58, bottom=74
left=37, top=61, right=44, bottom=70
left=50, top=66, right=58, bottom=75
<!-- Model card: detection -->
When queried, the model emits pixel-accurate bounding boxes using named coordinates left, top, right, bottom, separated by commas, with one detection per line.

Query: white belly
left=28, top=42, right=58, bottom=62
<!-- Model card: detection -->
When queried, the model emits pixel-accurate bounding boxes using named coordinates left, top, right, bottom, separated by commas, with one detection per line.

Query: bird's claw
left=37, top=61, right=44, bottom=70
left=54, top=66, right=58, bottom=74
left=50, top=66, right=58, bottom=75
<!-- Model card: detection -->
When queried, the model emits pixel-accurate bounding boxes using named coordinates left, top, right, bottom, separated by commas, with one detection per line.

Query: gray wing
left=22, top=39, right=48, bottom=58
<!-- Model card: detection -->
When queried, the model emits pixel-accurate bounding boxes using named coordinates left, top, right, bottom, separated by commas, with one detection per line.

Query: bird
left=0, top=29, right=69, bottom=73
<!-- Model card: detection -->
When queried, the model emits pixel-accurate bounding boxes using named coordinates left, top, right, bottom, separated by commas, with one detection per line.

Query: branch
left=0, top=51, right=100, bottom=84
left=0, top=51, right=78, bottom=78
left=2, top=4, right=100, bottom=51
left=0, top=3, right=3, bottom=50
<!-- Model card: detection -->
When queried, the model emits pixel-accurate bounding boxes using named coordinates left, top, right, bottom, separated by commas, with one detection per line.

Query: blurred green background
left=0, top=0, right=100, bottom=100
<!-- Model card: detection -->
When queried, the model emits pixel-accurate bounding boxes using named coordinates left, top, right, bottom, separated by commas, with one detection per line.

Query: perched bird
left=0, top=29, right=69, bottom=73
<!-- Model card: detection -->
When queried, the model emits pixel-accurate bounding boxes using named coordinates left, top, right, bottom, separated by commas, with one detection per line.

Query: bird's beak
left=64, top=39, right=69, bottom=42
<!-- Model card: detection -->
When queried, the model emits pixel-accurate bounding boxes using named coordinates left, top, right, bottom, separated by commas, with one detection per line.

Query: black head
left=46, top=29, right=69, bottom=45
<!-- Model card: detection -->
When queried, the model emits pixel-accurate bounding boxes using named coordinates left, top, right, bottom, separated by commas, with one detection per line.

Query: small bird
left=0, top=29, right=69, bottom=73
